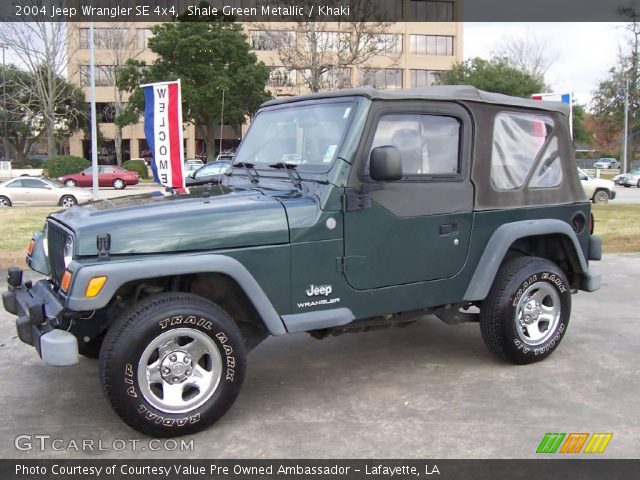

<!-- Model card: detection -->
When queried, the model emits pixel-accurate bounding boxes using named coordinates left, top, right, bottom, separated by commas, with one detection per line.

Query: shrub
left=123, top=160, right=149, bottom=179
left=43, top=156, right=89, bottom=178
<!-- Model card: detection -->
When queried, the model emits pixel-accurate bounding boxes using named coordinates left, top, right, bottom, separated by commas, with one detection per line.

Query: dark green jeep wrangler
left=3, top=86, right=601, bottom=437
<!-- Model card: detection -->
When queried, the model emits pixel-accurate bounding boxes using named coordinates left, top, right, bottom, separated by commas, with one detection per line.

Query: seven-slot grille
left=47, top=221, right=69, bottom=285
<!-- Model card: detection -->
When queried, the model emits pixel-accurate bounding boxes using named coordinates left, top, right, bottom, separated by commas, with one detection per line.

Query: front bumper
left=609, top=191, right=617, bottom=200
left=2, top=268, right=78, bottom=365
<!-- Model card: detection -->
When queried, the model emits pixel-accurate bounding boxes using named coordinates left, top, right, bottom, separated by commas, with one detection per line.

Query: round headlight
left=42, top=223, right=49, bottom=258
left=63, top=236, right=74, bottom=268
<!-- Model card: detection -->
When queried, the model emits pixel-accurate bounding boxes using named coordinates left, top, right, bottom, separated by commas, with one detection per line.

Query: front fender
left=27, top=231, right=50, bottom=276
left=65, top=253, right=287, bottom=335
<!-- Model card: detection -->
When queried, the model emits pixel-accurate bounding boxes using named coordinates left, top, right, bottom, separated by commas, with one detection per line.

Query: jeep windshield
left=233, top=102, right=354, bottom=173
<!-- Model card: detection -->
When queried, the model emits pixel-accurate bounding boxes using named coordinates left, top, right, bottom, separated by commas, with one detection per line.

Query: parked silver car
left=593, top=157, right=620, bottom=169
left=614, top=167, right=640, bottom=188
left=0, top=177, right=93, bottom=207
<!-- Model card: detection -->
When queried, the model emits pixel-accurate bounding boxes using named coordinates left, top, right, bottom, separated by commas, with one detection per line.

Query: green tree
left=0, top=65, right=86, bottom=163
left=591, top=55, right=638, bottom=162
left=437, top=57, right=545, bottom=98
left=572, top=103, right=591, bottom=146
left=590, top=6, right=640, bottom=169
left=118, top=16, right=270, bottom=161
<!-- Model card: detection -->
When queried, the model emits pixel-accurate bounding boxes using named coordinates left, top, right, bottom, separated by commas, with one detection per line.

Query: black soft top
left=262, top=85, right=570, bottom=116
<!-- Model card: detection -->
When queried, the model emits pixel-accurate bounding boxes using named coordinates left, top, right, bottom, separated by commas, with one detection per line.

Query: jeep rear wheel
left=480, top=256, right=571, bottom=365
left=99, top=293, right=246, bottom=437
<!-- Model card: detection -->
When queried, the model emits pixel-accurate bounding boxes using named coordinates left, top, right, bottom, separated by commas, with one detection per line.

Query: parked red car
left=58, top=166, right=139, bottom=190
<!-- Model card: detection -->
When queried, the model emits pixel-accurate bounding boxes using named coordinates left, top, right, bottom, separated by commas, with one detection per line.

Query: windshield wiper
left=232, top=161, right=259, bottom=184
left=269, top=162, right=302, bottom=189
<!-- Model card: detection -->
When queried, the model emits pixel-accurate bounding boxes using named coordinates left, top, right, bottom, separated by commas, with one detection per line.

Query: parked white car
left=614, top=167, right=640, bottom=188
left=578, top=168, right=617, bottom=204
left=184, top=158, right=205, bottom=175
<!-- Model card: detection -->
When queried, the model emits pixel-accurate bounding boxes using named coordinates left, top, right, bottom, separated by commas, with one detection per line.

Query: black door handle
left=439, top=223, right=458, bottom=235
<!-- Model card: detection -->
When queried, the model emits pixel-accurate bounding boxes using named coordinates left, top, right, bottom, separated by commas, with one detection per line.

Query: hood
left=50, top=186, right=290, bottom=256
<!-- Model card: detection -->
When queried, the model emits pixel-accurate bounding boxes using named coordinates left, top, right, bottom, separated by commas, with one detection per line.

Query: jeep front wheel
left=480, top=256, right=571, bottom=365
left=99, top=293, right=246, bottom=437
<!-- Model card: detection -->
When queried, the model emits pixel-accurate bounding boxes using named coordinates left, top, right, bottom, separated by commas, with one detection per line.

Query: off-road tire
left=99, top=292, right=246, bottom=437
left=480, top=256, right=571, bottom=365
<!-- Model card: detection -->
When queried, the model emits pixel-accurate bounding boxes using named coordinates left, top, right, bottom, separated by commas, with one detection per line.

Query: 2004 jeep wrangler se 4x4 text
left=3, top=86, right=602, bottom=437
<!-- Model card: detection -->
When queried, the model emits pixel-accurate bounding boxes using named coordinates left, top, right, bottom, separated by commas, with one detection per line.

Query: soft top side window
left=369, top=113, right=461, bottom=178
left=491, top=112, right=556, bottom=190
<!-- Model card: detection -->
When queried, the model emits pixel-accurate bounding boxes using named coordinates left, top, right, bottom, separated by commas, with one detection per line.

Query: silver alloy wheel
left=0, top=197, right=9, bottom=207
left=61, top=196, right=76, bottom=208
left=593, top=191, right=609, bottom=204
left=65, top=179, right=76, bottom=187
left=113, top=179, right=125, bottom=189
left=514, top=282, right=561, bottom=346
left=137, top=328, right=222, bottom=414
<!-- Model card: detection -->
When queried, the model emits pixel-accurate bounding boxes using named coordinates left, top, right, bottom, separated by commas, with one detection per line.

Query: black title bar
left=0, top=0, right=634, bottom=23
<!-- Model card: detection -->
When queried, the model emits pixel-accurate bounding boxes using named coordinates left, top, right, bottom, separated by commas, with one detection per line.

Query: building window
left=80, top=65, right=116, bottom=87
left=360, top=68, right=403, bottom=90
left=371, top=0, right=403, bottom=20
left=90, top=103, right=123, bottom=123
left=308, top=31, right=350, bottom=52
left=301, top=67, right=351, bottom=90
left=250, top=30, right=294, bottom=51
left=136, top=28, right=153, bottom=50
left=409, top=1, right=455, bottom=21
left=78, top=28, right=130, bottom=50
left=410, top=69, right=443, bottom=87
left=409, top=35, right=454, bottom=56
left=268, top=67, right=297, bottom=87
left=371, top=33, right=403, bottom=54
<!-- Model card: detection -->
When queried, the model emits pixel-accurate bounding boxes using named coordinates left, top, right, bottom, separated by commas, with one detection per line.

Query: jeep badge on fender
left=306, top=284, right=333, bottom=297
left=3, top=86, right=602, bottom=437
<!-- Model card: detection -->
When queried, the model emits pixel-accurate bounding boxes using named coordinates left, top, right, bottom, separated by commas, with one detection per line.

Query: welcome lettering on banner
left=142, top=80, right=186, bottom=189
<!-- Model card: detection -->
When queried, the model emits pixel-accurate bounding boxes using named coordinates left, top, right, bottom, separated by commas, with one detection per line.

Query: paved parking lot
left=91, top=184, right=160, bottom=200
left=615, top=186, right=640, bottom=204
left=0, top=254, right=638, bottom=459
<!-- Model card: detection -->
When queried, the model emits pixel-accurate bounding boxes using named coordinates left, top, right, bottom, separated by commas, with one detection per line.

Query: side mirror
left=370, top=146, right=403, bottom=182
left=81, top=172, right=86, bottom=176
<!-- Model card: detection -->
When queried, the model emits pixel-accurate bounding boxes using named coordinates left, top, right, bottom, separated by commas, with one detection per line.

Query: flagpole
left=219, top=88, right=225, bottom=158
left=623, top=77, right=629, bottom=174
left=569, top=92, right=574, bottom=140
left=89, top=20, right=99, bottom=201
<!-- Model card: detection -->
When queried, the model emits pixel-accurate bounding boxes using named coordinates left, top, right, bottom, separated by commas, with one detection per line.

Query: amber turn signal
left=27, top=239, right=35, bottom=256
left=61, top=270, right=72, bottom=292
left=85, top=276, right=107, bottom=298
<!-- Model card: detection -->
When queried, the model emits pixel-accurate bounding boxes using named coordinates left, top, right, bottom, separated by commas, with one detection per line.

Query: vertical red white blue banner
left=142, top=80, right=185, bottom=189
left=532, top=92, right=573, bottom=138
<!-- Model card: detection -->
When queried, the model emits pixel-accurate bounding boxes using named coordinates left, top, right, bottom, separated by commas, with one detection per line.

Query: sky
left=464, top=22, right=629, bottom=108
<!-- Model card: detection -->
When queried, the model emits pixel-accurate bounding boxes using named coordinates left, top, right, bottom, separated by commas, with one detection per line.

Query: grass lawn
left=0, top=204, right=638, bottom=270
left=0, top=207, right=57, bottom=269
left=592, top=204, right=640, bottom=253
